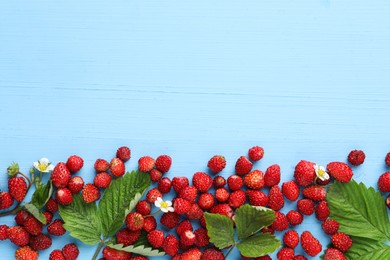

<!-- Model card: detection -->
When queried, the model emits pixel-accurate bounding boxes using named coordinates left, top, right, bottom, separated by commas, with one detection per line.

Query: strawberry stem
left=92, top=240, right=106, bottom=260
left=0, top=205, right=22, bottom=217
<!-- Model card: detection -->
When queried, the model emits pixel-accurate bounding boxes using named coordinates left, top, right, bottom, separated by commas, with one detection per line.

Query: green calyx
left=7, top=162, right=19, bottom=177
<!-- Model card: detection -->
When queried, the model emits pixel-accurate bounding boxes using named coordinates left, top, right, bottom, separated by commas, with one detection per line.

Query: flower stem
left=0, top=205, right=23, bottom=217
left=17, top=171, right=32, bottom=186
left=92, top=240, right=105, bottom=260
left=145, top=209, right=161, bottom=217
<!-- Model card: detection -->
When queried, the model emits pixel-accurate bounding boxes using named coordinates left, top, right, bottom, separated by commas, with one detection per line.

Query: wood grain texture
left=1, top=1, right=390, bottom=259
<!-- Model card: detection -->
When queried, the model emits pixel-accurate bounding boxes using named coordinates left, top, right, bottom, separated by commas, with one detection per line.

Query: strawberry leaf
left=237, top=233, right=281, bottom=257
left=31, top=180, right=53, bottom=209
left=235, top=205, right=275, bottom=240
left=344, top=237, right=390, bottom=260
left=24, top=202, right=47, bottom=224
left=204, top=212, right=235, bottom=249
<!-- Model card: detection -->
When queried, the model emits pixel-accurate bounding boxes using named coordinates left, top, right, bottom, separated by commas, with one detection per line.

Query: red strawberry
left=282, top=180, right=300, bottom=201
left=138, top=156, right=155, bottom=172
left=94, top=172, right=112, bottom=188
left=216, top=188, right=230, bottom=203
left=347, top=150, right=365, bottom=166
left=8, top=177, right=27, bottom=202
left=235, top=156, right=253, bottom=176
left=147, top=229, right=165, bottom=248
left=15, top=246, right=38, bottom=260
left=7, top=226, right=30, bottom=246
left=15, top=210, right=30, bottom=225
left=135, top=200, right=151, bottom=215
left=146, top=188, right=162, bottom=203
left=43, top=211, right=53, bottom=224
left=185, top=203, right=203, bottom=220
left=386, top=152, right=390, bottom=167
left=256, top=256, right=272, bottom=260
left=324, top=248, right=346, bottom=260
left=198, top=193, right=215, bottom=210
left=176, top=220, right=193, bottom=235
left=116, top=228, right=141, bottom=246
left=194, top=227, right=209, bottom=247
left=158, top=177, right=172, bottom=194
left=67, top=176, right=84, bottom=193
left=62, top=243, right=79, bottom=260
left=277, top=247, right=294, bottom=260
left=213, top=176, right=226, bottom=188
left=301, top=231, right=322, bottom=256
left=207, top=155, right=226, bottom=173
left=283, top=230, right=299, bottom=248
left=173, top=198, right=192, bottom=214
left=271, top=212, right=289, bottom=231
left=322, top=219, right=340, bottom=235
left=246, top=189, right=268, bottom=206
left=0, top=225, right=8, bottom=240
left=227, top=175, right=243, bottom=191
left=386, top=194, right=390, bottom=209
left=110, top=158, right=125, bottom=177
left=179, top=186, right=198, bottom=203
left=286, top=210, right=303, bottom=226
left=303, top=185, right=326, bottom=201
left=46, top=198, right=58, bottom=213
left=66, top=155, right=84, bottom=173
left=24, top=216, right=43, bottom=236
left=297, top=199, right=315, bottom=215
left=51, top=162, right=71, bottom=188
left=199, top=215, right=206, bottom=228
left=125, top=212, right=144, bottom=231
left=378, top=172, right=390, bottom=192
left=182, top=248, right=202, bottom=259
left=82, top=184, right=100, bottom=203
left=293, top=255, right=307, bottom=260
left=262, top=227, right=274, bottom=234
left=160, top=212, right=180, bottom=229
left=0, top=191, right=13, bottom=210
left=150, top=169, right=163, bottom=182
left=50, top=250, right=65, bottom=260
left=202, top=247, right=224, bottom=260
left=47, top=220, right=66, bottom=236
left=316, top=176, right=331, bottom=186
left=193, top=172, right=213, bottom=193
left=103, top=246, right=132, bottom=260
left=56, top=188, right=73, bottom=205
left=248, top=146, right=264, bottom=161
left=155, top=155, right=172, bottom=173
left=244, top=170, right=265, bottom=189
left=331, top=232, right=352, bottom=252
left=180, top=230, right=196, bottom=246
left=94, top=159, right=110, bottom=172
left=294, top=160, right=316, bottom=187
left=162, top=234, right=179, bottom=256
left=172, top=177, right=189, bottom=193
left=210, top=204, right=233, bottom=218
left=228, top=190, right=246, bottom=209
left=327, top=162, right=353, bottom=183
left=264, top=164, right=281, bottom=187
left=268, top=185, right=284, bottom=211
left=116, top=146, right=131, bottom=162
left=315, top=201, right=330, bottom=221
left=29, top=233, right=52, bottom=251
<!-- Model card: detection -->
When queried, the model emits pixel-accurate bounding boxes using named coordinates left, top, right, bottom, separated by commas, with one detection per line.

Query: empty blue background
left=1, top=0, right=390, bottom=259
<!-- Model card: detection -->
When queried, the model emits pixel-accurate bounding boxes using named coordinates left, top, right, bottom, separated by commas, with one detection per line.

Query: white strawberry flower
left=314, top=164, right=329, bottom=181
left=154, top=197, right=174, bottom=213
left=33, top=158, right=55, bottom=173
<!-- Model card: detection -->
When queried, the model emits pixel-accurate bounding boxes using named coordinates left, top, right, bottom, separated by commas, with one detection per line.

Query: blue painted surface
left=1, top=0, right=390, bottom=259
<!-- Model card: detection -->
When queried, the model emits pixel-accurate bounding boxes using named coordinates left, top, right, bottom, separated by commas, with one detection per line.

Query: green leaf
left=235, top=205, right=275, bottom=240
left=237, top=233, right=281, bottom=258
left=327, top=180, right=390, bottom=241
left=31, top=181, right=53, bottom=209
left=204, top=212, right=235, bottom=249
left=24, top=202, right=46, bottom=224
left=59, top=194, right=102, bottom=245
left=98, top=171, right=150, bottom=237
left=344, top=237, right=390, bottom=260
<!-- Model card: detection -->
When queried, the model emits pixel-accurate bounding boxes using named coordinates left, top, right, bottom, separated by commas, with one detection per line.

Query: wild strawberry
left=331, top=232, right=352, bottom=252
left=103, top=246, right=132, bottom=260
left=24, top=216, right=43, bottom=236
left=158, top=177, right=172, bottom=194
left=110, top=158, right=125, bottom=177
left=146, top=188, right=162, bottom=203
left=94, top=172, right=112, bottom=188
left=199, top=215, right=206, bottom=228
left=348, top=150, right=365, bottom=166
left=46, top=198, right=58, bottom=213
left=43, top=211, right=53, bottom=224
left=283, top=230, right=299, bottom=248
left=176, top=220, right=193, bottom=235
left=162, top=234, right=179, bottom=256
left=51, top=162, right=71, bottom=188
left=136, top=200, right=151, bottom=215
left=248, top=146, right=264, bottom=161
left=268, top=185, right=284, bottom=211
left=386, top=194, right=390, bottom=209
left=160, top=212, right=180, bottom=229
left=256, top=256, right=272, bottom=260
left=47, top=219, right=66, bottom=236
left=286, top=210, right=303, bottom=226
left=316, top=176, right=331, bottom=186
left=202, top=247, right=224, bottom=260
left=29, top=233, right=52, bottom=251
left=235, top=156, right=253, bottom=175
left=327, top=162, right=353, bottom=183
left=180, top=230, right=196, bottom=246
left=264, top=164, right=281, bottom=187
left=378, top=172, right=390, bottom=192
left=138, top=156, right=155, bottom=172
left=67, top=176, right=84, bottom=193
left=322, top=219, right=340, bottom=235
left=294, top=160, right=316, bottom=187
left=277, top=247, right=294, bottom=260
left=15, top=210, right=30, bottom=225
left=293, top=255, right=307, bottom=260
left=193, top=172, right=213, bottom=193
left=303, top=185, right=326, bottom=201
left=301, top=231, right=322, bottom=257
left=194, top=227, right=209, bottom=247
left=82, top=184, right=100, bottom=203
left=0, top=225, right=8, bottom=240
left=172, top=176, right=189, bottom=193
left=15, top=246, right=38, bottom=260
left=150, top=169, right=163, bottom=182
left=155, top=155, right=172, bottom=173
left=198, top=193, right=215, bottom=210
left=143, top=216, right=157, bottom=232
left=66, top=155, right=84, bottom=173
left=213, top=176, right=226, bottom=188
left=216, top=188, right=230, bottom=203
left=62, top=243, right=79, bottom=260
left=94, top=159, right=110, bottom=172
left=173, top=198, right=192, bottom=214
left=282, top=180, right=300, bottom=201
left=210, top=204, right=233, bottom=218
left=271, top=212, right=288, bottom=231
left=244, top=170, right=265, bottom=189
left=262, top=227, right=274, bottom=234
left=8, top=177, right=27, bottom=202
left=227, top=175, right=243, bottom=191
left=324, top=248, right=346, bottom=260
left=116, top=228, right=141, bottom=246
left=126, top=212, right=144, bottom=231
left=56, top=188, right=73, bottom=205
left=7, top=226, right=30, bottom=246
left=297, top=199, right=315, bottom=215
left=315, top=201, right=330, bottom=221
left=186, top=203, right=203, bottom=220
left=50, top=250, right=65, bottom=260
left=246, top=189, right=268, bottom=206
left=228, top=190, right=246, bottom=208
left=386, top=152, right=390, bottom=167
left=0, top=191, right=13, bottom=210
left=182, top=248, right=202, bottom=259
left=147, top=229, right=165, bottom=248
left=207, top=155, right=226, bottom=173
left=116, top=146, right=131, bottom=162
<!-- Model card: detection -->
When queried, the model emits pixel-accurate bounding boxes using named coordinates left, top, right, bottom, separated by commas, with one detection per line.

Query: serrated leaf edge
left=106, top=243, right=166, bottom=256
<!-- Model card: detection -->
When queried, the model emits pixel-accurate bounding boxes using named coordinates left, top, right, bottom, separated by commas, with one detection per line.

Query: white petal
left=156, top=197, right=163, bottom=203
left=313, top=164, right=319, bottom=171
left=39, top=158, right=50, bottom=165
left=154, top=200, right=161, bottom=208
left=46, top=164, right=55, bottom=171
left=167, top=207, right=174, bottom=212
left=166, top=201, right=172, bottom=207
left=161, top=207, right=168, bottom=213
left=323, top=172, right=330, bottom=180
left=319, top=166, right=326, bottom=172
left=33, top=162, right=39, bottom=170
left=318, top=175, right=326, bottom=181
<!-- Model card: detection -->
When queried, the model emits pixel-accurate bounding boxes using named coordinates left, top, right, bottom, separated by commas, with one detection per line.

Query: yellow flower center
left=318, top=169, right=326, bottom=177
left=160, top=201, right=168, bottom=209
left=39, top=164, right=48, bottom=171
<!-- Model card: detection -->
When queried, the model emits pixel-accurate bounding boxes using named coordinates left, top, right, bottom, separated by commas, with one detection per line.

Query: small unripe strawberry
left=82, top=184, right=100, bottom=203
left=155, top=155, right=172, bottom=173
left=67, top=176, right=84, bottom=194
left=56, top=187, right=73, bottom=205
left=66, top=155, right=84, bottom=173
left=116, top=146, right=131, bottom=162
left=138, top=156, right=155, bottom=172
left=110, top=158, right=125, bottom=177
left=94, top=159, right=110, bottom=172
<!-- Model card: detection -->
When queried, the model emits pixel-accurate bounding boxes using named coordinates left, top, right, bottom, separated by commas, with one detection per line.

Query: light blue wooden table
left=1, top=1, right=389, bottom=259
